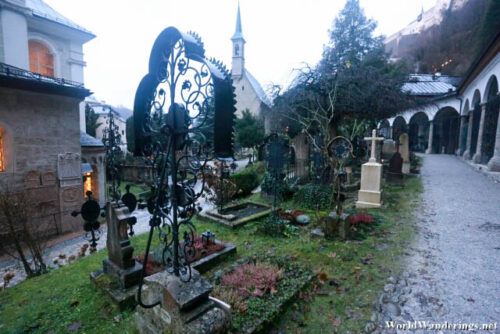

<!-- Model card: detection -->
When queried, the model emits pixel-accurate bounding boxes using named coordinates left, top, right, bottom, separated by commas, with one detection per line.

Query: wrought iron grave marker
left=133, top=27, right=235, bottom=308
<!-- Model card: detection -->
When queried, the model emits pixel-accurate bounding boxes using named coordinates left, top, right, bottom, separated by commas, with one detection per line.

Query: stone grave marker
left=382, top=139, right=396, bottom=159
left=399, top=133, right=410, bottom=174
left=102, top=201, right=142, bottom=289
left=386, top=152, right=404, bottom=185
left=356, top=130, right=384, bottom=208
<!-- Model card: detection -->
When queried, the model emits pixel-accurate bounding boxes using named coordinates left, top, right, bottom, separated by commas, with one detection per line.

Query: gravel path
left=368, top=154, right=500, bottom=333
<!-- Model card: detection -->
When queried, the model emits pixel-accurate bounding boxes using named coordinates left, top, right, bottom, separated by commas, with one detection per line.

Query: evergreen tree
left=274, top=0, right=412, bottom=131
left=85, top=104, right=101, bottom=137
left=322, top=0, right=382, bottom=69
left=235, top=109, right=265, bottom=151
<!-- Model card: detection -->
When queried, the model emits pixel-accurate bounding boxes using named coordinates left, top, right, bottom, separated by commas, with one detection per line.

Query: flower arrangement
left=348, top=212, right=374, bottom=225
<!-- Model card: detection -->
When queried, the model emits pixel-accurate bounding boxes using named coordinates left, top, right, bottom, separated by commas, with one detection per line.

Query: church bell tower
left=231, top=2, right=245, bottom=80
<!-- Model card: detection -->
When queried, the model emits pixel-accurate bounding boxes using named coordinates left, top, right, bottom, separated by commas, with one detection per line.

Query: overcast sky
left=45, top=0, right=437, bottom=110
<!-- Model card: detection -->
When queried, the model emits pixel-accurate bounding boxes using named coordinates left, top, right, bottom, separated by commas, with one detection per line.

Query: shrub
left=256, top=216, right=299, bottom=238
left=260, top=173, right=296, bottom=200
left=203, top=161, right=240, bottom=205
left=230, top=162, right=265, bottom=196
left=293, top=183, right=333, bottom=210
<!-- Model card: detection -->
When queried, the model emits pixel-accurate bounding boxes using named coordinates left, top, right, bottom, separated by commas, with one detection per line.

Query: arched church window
left=0, top=127, right=5, bottom=172
left=29, top=41, right=54, bottom=77
left=234, top=44, right=239, bottom=56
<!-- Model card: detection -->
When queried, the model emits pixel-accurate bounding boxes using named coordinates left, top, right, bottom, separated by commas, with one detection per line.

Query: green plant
left=261, top=173, right=297, bottom=200
left=203, top=161, right=240, bottom=206
left=256, top=216, right=299, bottom=238
left=230, top=162, right=265, bottom=196
left=293, top=183, right=333, bottom=210
left=235, top=109, right=266, bottom=152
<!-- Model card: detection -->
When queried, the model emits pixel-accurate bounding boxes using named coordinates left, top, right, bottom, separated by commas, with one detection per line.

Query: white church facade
left=230, top=4, right=272, bottom=131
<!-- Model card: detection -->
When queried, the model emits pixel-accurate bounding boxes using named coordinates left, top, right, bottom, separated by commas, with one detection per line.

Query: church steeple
left=231, top=2, right=245, bottom=80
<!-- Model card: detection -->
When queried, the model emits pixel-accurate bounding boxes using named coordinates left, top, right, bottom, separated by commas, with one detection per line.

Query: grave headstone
left=345, top=166, right=353, bottom=185
left=386, top=152, right=404, bottom=185
left=399, top=133, right=410, bottom=174
left=356, top=130, right=384, bottom=208
left=382, top=139, right=396, bottom=159
left=102, top=202, right=142, bottom=289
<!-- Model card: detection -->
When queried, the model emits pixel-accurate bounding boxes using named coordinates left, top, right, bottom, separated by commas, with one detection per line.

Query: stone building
left=86, top=96, right=128, bottom=155
left=380, top=31, right=500, bottom=172
left=230, top=3, right=272, bottom=131
left=0, top=0, right=103, bottom=235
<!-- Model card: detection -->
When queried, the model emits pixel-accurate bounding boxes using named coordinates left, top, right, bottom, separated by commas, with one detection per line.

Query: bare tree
left=0, top=186, right=48, bottom=277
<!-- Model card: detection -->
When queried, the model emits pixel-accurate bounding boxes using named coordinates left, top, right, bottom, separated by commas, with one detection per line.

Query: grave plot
left=200, top=159, right=272, bottom=228
left=138, top=232, right=237, bottom=274
left=209, top=255, right=313, bottom=333
left=199, top=201, right=272, bottom=228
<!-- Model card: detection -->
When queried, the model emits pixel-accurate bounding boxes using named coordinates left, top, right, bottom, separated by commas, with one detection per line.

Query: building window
left=29, top=41, right=54, bottom=77
left=0, top=127, right=4, bottom=172
left=234, top=44, right=239, bottom=56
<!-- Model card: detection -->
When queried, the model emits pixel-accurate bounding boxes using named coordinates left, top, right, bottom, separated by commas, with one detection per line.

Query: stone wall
left=0, top=87, right=84, bottom=234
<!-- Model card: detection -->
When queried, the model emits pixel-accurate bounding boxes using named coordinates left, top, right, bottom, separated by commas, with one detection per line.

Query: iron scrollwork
left=102, top=106, right=123, bottom=202
left=133, top=27, right=235, bottom=308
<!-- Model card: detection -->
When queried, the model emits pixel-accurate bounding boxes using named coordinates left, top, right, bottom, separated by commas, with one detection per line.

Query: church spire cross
left=364, top=129, right=384, bottom=163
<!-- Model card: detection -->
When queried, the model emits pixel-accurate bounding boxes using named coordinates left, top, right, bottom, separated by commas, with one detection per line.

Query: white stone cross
left=364, top=129, right=384, bottom=163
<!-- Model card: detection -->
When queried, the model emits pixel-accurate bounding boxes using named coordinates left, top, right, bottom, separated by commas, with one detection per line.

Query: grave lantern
left=201, top=230, right=216, bottom=248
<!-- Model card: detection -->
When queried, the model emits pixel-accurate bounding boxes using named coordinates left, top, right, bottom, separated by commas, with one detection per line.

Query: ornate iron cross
left=133, top=27, right=235, bottom=308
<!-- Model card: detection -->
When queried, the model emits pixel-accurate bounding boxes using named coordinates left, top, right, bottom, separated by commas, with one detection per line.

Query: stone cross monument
left=356, top=129, right=384, bottom=208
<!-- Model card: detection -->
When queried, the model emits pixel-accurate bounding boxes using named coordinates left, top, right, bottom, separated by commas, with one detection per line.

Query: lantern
left=201, top=230, right=216, bottom=248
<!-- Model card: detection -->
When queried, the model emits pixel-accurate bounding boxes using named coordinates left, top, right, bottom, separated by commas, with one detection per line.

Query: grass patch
left=0, top=176, right=422, bottom=333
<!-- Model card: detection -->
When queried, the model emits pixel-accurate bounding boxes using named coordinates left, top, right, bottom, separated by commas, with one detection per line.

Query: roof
left=81, top=163, right=93, bottom=174
left=0, top=62, right=91, bottom=98
left=458, top=30, right=500, bottom=94
left=89, top=103, right=126, bottom=122
left=80, top=132, right=104, bottom=147
left=245, top=70, right=271, bottom=107
left=402, top=74, right=459, bottom=96
left=25, top=0, right=94, bottom=36
left=231, top=2, right=245, bottom=42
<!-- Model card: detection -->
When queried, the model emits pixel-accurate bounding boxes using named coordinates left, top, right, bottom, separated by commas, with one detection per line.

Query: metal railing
left=0, top=62, right=85, bottom=88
